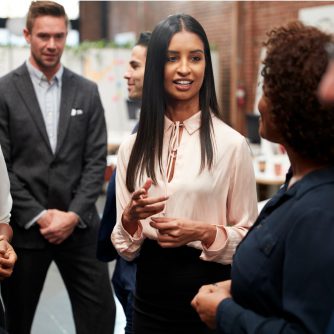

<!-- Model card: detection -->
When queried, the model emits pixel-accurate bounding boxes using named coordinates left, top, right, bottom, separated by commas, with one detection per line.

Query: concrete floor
left=31, top=194, right=126, bottom=334
left=31, top=262, right=126, bottom=334
left=14, top=187, right=267, bottom=334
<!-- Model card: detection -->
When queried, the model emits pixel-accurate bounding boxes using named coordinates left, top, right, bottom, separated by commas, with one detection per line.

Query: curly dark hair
left=262, top=21, right=334, bottom=164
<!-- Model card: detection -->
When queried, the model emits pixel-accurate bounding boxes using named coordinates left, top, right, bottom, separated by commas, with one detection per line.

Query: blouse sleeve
left=111, top=137, right=145, bottom=261
left=0, top=145, right=12, bottom=225
left=201, top=138, right=258, bottom=264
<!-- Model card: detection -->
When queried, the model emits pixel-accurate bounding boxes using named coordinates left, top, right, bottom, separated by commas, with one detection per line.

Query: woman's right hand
left=122, top=178, right=168, bottom=235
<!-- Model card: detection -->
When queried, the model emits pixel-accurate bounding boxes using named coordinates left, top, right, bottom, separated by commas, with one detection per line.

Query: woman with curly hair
left=192, top=21, right=334, bottom=334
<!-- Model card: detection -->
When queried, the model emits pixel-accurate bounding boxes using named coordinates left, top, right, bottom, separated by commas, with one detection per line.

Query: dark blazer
left=0, top=63, right=107, bottom=249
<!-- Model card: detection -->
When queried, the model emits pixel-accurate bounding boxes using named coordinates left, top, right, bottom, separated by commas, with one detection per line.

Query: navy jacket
left=217, top=166, right=334, bottom=334
left=97, top=122, right=139, bottom=262
left=97, top=171, right=118, bottom=262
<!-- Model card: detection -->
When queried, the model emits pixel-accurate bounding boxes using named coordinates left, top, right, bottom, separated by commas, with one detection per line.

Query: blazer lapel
left=13, top=64, right=52, bottom=152
left=56, top=68, right=76, bottom=154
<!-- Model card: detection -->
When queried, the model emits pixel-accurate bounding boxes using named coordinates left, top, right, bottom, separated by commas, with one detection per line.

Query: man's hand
left=40, top=209, right=79, bottom=244
left=36, top=210, right=54, bottom=228
left=0, top=235, right=17, bottom=280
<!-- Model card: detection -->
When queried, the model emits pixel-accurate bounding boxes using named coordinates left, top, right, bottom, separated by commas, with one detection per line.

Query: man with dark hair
left=0, top=1, right=115, bottom=333
left=97, top=31, right=151, bottom=334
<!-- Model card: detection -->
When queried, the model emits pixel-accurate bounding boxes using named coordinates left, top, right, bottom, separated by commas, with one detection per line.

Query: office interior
left=1, top=1, right=333, bottom=332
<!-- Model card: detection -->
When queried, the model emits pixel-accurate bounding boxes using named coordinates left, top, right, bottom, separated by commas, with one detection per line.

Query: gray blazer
left=0, top=63, right=107, bottom=249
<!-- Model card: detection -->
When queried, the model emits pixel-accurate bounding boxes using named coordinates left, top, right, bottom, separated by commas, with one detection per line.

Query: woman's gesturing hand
left=122, top=179, right=169, bottom=235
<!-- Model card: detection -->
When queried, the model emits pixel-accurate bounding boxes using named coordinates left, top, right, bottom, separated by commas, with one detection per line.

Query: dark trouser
left=112, top=258, right=136, bottom=334
left=2, top=241, right=116, bottom=334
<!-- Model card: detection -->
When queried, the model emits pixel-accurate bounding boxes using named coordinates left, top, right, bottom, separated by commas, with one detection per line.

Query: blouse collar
left=164, top=110, right=202, bottom=135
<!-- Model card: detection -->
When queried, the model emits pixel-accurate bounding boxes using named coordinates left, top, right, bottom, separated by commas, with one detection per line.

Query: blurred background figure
left=97, top=31, right=151, bottom=334
left=192, top=21, right=334, bottom=334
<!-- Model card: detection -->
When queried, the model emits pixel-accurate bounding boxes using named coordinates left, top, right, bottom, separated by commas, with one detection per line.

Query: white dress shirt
left=0, top=145, right=12, bottom=225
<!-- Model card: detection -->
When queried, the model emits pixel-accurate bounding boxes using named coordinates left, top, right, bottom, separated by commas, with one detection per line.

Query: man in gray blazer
left=0, top=2, right=115, bottom=333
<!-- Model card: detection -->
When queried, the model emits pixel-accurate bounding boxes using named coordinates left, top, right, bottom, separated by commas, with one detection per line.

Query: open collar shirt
left=26, top=60, right=63, bottom=154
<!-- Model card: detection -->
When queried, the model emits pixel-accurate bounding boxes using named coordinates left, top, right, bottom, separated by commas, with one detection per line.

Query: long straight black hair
left=126, top=14, right=221, bottom=192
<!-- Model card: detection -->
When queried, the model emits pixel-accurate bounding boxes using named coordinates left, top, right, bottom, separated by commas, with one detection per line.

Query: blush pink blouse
left=112, top=112, right=258, bottom=264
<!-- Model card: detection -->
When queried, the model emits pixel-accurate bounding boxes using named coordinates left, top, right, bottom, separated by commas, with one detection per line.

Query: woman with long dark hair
left=112, top=14, right=257, bottom=334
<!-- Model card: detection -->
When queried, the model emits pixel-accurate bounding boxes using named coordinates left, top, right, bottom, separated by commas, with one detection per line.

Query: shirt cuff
left=120, top=220, right=143, bottom=242
left=203, top=225, right=228, bottom=251
left=200, top=226, right=229, bottom=263
left=25, top=210, right=47, bottom=229
left=69, top=211, right=86, bottom=229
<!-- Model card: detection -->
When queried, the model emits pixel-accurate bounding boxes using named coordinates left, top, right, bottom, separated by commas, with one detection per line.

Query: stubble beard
left=32, top=52, right=61, bottom=73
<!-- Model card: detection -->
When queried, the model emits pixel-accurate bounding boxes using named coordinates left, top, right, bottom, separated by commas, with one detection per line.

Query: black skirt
left=133, top=239, right=231, bottom=334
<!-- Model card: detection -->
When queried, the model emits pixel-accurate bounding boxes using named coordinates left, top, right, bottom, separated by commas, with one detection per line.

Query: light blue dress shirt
left=26, top=60, right=63, bottom=153
left=25, top=60, right=63, bottom=228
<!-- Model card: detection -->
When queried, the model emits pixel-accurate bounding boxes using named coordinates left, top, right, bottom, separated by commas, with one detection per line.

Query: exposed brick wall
left=80, top=1, right=334, bottom=133
left=241, top=1, right=334, bottom=131
left=79, top=1, right=103, bottom=41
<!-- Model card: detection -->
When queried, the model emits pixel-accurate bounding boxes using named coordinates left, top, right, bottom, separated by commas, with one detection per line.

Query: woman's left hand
left=150, top=217, right=217, bottom=248
left=191, top=280, right=232, bottom=329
